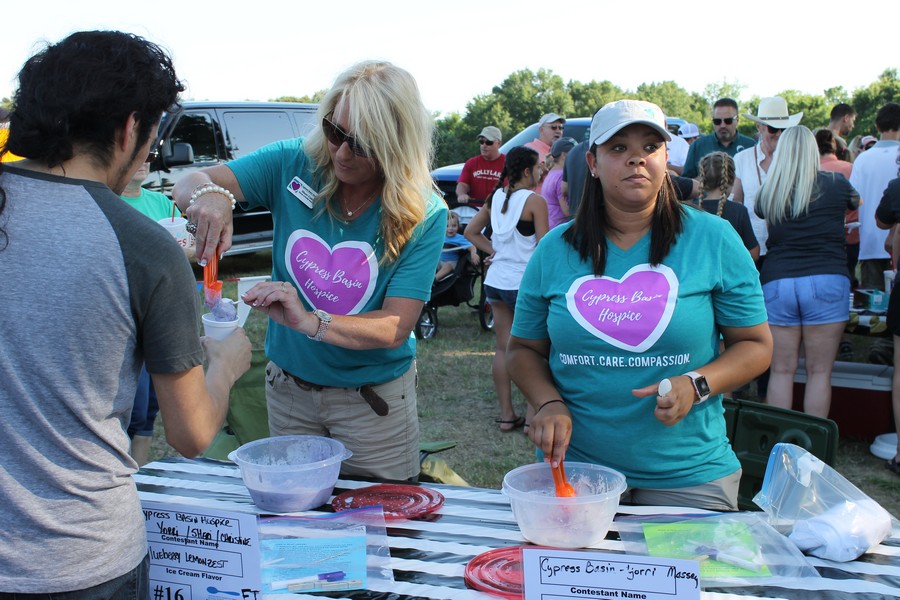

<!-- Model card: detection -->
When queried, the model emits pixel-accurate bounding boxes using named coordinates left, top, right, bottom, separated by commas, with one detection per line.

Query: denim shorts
left=763, top=274, right=850, bottom=326
left=484, top=285, right=518, bottom=307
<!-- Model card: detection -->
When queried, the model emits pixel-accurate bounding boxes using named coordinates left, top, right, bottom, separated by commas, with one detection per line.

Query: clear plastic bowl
left=502, top=461, right=626, bottom=548
left=228, top=435, right=351, bottom=513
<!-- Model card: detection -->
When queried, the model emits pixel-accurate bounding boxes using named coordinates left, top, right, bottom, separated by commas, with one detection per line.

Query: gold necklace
left=342, top=191, right=378, bottom=217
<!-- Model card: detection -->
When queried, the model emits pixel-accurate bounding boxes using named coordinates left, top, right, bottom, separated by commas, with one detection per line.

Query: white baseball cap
left=589, top=100, right=671, bottom=146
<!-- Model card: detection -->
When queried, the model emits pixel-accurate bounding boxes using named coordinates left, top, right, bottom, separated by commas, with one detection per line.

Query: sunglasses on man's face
left=546, top=124, right=564, bottom=131
left=712, top=117, right=736, bottom=126
left=322, top=115, right=368, bottom=157
left=766, top=125, right=784, bottom=135
left=479, top=139, right=495, bottom=146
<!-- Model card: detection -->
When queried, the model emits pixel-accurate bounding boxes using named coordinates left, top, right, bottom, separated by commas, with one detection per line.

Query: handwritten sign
left=521, top=548, right=700, bottom=600
left=143, top=500, right=262, bottom=600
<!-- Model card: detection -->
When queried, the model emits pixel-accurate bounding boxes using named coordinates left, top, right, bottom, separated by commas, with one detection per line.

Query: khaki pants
left=620, top=469, right=742, bottom=511
left=265, top=361, right=420, bottom=480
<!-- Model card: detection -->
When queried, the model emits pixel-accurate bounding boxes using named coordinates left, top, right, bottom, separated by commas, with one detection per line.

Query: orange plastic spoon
left=551, top=460, right=576, bottom=497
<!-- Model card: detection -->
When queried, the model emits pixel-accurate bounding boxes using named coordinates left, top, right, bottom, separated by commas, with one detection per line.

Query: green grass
left=151, top=251, right=900, bottom=517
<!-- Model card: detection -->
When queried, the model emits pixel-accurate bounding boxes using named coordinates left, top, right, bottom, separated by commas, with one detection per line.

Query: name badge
left=287, top=176, right=316, bottom=209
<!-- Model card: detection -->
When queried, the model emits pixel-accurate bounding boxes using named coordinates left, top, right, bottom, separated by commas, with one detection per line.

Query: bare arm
left=526, top=193, right=550, bottom=242
left=732, top=177, right=744, bottom=205
left=241, top=282, right=424, bottom=350
left=455, top=182, right=471, bottom=205
left=172, top=166, right=245, bottom=266
left=464, top=206, right=494, bottom=256
left=632, top=322, right=772, bottom=425
left=507, top=335, right=571, bottom=463
left=152, top=330, right=252, bottom=457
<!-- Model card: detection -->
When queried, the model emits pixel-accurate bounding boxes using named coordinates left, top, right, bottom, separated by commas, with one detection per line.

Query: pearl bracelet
left=189, top=184, right=236, bottom=210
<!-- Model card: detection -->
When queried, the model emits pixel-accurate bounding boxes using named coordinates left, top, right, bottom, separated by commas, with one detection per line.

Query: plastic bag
left=257, top=506, right=393, bottom=594
left=753, top=442, right=893, bottom=562
left=617, top=511, right=819, bottom=587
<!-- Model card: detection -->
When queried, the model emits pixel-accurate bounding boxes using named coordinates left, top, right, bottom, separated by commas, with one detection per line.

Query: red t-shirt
left=458, top=154, right=506, bottom=202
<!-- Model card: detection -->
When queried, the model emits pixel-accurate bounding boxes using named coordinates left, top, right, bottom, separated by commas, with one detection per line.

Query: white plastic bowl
left=228, top=435, right=351, bottom=513
left=502, top=461, right=626, bottom=548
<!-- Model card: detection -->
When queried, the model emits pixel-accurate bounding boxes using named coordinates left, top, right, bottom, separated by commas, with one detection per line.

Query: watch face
left=695, top=376, right=711, bottom=397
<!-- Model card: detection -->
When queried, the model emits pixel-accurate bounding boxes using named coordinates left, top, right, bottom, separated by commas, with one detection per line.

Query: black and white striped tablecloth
left=136, top=459, right=900, bottom=600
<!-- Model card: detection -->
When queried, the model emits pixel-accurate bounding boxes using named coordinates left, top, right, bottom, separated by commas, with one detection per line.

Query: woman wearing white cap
left=507, top=100, right=772, bottom=510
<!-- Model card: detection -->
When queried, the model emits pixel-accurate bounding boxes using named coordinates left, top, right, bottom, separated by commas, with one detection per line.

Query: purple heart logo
left=290, top=180, right=301, bottom=191
left=565, top=265, right=677, bottom=352
left=286, top=230, right=376, bottom=315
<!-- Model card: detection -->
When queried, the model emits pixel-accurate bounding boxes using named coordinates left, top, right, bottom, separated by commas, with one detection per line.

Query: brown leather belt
left=282, top=369, right=390, bottom=416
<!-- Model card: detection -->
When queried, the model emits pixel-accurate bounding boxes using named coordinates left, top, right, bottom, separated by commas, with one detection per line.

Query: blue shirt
left=441, top=232, right=472, bottom=262
left=511, top=208, right=767, bottom=488
left=229, top=138, right=447, bottom=387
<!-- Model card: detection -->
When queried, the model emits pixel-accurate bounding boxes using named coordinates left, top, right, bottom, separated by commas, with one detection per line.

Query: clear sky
left=2, top=0, right=896, bottom=118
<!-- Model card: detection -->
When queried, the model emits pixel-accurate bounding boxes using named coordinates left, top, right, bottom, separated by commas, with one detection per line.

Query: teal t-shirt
left=512, top=207, right=767, bottom=488
left=121, top=187, right=177, bottom=221
left=228, top=138, right=447, bottom=387
left=681, top=133, right=757, bottom=179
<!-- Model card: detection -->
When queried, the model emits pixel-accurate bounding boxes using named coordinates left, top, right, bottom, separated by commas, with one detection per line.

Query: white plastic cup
left=157, top=216, right=196, bottom=256
left=884, top=270, right=895, bottom=293
left=202, top=313, right=239, bottom=340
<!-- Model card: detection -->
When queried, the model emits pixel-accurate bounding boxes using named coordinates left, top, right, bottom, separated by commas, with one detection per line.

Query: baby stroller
left=416, top=218, right=493, bottom=339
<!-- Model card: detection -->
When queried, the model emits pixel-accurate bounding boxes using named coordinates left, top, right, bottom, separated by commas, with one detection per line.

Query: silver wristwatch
left=307, top=309, right=332, bottom=342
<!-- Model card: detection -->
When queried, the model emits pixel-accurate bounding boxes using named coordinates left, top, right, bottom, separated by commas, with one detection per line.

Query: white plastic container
left=870, top=433, right=898, bottom=460
left=228, top=435, right=351, bottom=513
left=502, top=461, right=626, bottom=548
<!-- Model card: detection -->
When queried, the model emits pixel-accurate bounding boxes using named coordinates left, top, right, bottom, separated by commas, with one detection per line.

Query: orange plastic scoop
left=203, top=253, right=221, bottom=309
left=551, top=460, right=576, bottom=497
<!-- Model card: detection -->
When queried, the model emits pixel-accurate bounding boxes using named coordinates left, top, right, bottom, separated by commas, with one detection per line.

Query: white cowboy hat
left=743, top=96, right=803, bottom=129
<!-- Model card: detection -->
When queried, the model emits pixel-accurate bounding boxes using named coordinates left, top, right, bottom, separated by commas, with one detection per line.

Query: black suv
left=146, top=101, right=318, bottom=255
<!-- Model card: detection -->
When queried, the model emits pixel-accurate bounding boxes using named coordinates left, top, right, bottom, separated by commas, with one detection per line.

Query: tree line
left=427, top=67, right=900, bottom=168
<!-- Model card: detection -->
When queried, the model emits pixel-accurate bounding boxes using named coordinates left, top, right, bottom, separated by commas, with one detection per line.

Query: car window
left=292, top=111, right=319, bottom=138
left=223, top=111, right=296, bottom=158
left=170, top=112, right=220, bottom=163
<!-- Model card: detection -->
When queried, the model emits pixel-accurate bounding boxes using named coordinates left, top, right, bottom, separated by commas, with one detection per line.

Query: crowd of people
left=1, top=28, right=899, bottom=597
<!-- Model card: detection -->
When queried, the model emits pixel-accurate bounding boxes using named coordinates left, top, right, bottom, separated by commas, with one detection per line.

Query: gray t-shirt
left=0, top=166, right=203, bottom=592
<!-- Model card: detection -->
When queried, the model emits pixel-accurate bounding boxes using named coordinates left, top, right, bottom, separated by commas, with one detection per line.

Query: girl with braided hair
left=465, top=145, right=549, bottom=432
left=695, top=152, right=759, bottom=261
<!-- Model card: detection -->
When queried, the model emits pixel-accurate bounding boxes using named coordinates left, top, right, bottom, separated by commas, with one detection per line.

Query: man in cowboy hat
left=733, top=96, right=803, bottom=260
left=731, top=96, right=802, bottom=403
left=682, top=98, right=757, bottom=179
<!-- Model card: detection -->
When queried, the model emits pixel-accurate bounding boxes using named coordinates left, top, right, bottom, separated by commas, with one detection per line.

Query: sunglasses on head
left=479, top=139, right=495, bottom=146
left=322, top=114, right=368, bottom=157
left=712, top=117, right=736, bottom=126
left=766, top=125, right=784, bottom=135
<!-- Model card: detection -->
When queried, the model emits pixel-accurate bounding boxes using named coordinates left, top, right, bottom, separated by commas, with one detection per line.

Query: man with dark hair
left=0, top=31, right=251, bottom=596
left=828, top=103, right=857, bottom=161
left=850, top=102, right=900, bottom=291
left=681, top=98, right=757, bottom=179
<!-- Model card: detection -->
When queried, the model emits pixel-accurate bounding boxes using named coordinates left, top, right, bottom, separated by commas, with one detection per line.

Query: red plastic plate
left=331, top=484, right=444, bottom=520
left=464, top=546, right=525, bottom=599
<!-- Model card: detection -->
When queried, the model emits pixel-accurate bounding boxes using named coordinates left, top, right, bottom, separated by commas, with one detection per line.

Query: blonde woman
left=755, top=126, right=859, bottom=418
left=174, top=61, right=447, bottom=481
